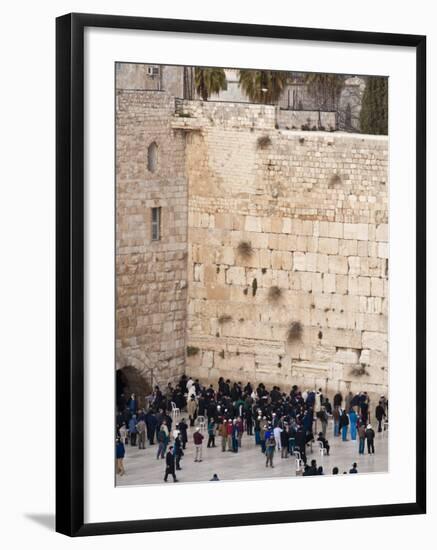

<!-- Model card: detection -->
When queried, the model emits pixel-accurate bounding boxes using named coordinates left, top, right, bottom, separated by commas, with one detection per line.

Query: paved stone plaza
left=117, top=419, right=388, bottom=487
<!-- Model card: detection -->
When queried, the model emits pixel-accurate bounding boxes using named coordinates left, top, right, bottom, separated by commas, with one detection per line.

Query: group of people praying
left=115, top=375, right=388, bottom=481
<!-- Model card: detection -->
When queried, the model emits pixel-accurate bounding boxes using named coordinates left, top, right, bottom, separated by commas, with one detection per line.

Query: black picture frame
left=56, top=12, right=426, bottom=537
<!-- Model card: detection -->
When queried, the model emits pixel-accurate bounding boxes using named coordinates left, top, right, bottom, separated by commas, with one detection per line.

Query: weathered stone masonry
left=116, top=90, right=188, bottom=385
left=116, top=89, right=388, bottom=402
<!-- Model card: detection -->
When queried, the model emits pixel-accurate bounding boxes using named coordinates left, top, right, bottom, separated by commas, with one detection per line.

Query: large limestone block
left=306, top=237, right=319, bottom=253
left=310, top=272, right=323, bottom=293
left=215, top=246, right=235, bottom=266
left=335, top=348, right=360, bottom=364
left=358, top=276, right=371, bottom=296
left=343, top=223, right=369, bottom=241
left=371, top=277, right=384, bottom=297
left=317, top=253, right=329, bottom=273
left=271, top=217, right=283, bottom=233
left=323, top=273, right=336, bottom=293
left=360, top=257, right=386, bottom=278
left=278, top=234, right=292, bottom=251
left=281, top=251, right=293, bottom=270
left=273, top=269, right=290, bottom=289
left=367, top=296, right=383, bottom=314
left=362, top=331, right=387, bottom=353
left=339, top=239, right=358, bottom=256
left=301, top=220, right=313, bottom=236
left=318, top=237, right=339, bottom=255
left=301, top=273, right=312, bottom=292
left=319, top=221, right=343, bottom=239
left=336, top=275, right=348, bottom=295
left=215, top=212, right=233, bottom=229
left=259, top=248, right=272, bottom=268
left=378, top=242, right=389, bottom=259
left=206, top=285, right=231, bottom=301
left=306, top=253, right=318, bottom=272
left=282, top=218, right=292, bottom=234
left=293, top=252, right=306, bottom=271
left=245, top=215, right=262, bottom=232
left=271, top=251, right=283, bottom=270
left=204, top=265, right=218, bottom=285
left=322, top=328, right=362, bottom=349
left=376, top=223, right=389, bottom=242
left=251, top=232, right=269, bottom=249
left=355, top=312, right=387, bottom=332
left=328, top=255, right=348, bottom=274
left=357, top=241, right=368, bottom=257
left=289, top=272, right=302, bottom=291
left=348, top=256, right=361, bottom=275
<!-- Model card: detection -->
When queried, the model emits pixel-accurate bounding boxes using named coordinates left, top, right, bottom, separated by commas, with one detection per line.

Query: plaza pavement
left=116, top=419, right=388, bottom=486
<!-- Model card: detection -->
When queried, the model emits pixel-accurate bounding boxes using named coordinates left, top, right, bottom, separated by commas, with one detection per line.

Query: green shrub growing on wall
left=186, top=346, right=199, bottom=356
left=268, top=286, right=282, bottom=301
left=237, top=241, right=253, bottom=258
left=287, top=321, right=303, bottom=343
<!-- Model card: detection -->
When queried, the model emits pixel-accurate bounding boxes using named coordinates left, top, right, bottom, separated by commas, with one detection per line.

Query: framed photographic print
left=56, top=12, right=426, bottom=536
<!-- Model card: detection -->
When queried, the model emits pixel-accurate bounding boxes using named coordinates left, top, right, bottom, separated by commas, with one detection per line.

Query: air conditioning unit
left=147, top=66, right=160, bottom=76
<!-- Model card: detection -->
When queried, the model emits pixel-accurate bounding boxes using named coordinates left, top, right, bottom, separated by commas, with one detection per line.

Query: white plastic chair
left=195, top=415, right=207, bottom=431
left=171, top=401, right=180, bottom=420
left=318, top=441, right=327, bottom=457
left=294, top=450, right=304, bottom=473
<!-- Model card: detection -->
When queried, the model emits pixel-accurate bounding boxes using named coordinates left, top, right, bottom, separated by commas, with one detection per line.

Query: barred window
left=151, top=207, right=161, bottom=241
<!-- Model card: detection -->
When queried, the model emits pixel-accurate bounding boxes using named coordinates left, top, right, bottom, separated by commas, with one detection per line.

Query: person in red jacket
left=193, top=427, right=204, bottom=462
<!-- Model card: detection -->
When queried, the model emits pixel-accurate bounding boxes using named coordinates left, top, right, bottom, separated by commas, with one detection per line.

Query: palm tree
left=305, top=73, right=345, bottom=111
left=194, top=67, right=227, bottom=101
left=238, top=70, right=289, bottom=104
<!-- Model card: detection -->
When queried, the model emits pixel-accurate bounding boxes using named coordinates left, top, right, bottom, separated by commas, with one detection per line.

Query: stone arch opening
left=147, top=141, right=158, bottom=172
left=116, top=366, right=153, bottom=411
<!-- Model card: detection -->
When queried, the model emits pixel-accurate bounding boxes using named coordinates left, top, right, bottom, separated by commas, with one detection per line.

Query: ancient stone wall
left=115, top=63, right=162, bottom=90
left=181, top=99, right=388, bottom=402
left=278, top=109, right=336, bottom=130
left=115, top=89, right=188, bottom=386
left=116, top=85, right=389, bottom=403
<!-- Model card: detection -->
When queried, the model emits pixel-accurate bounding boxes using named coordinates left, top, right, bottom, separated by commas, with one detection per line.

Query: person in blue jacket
left=128, top=393, right=138, bottom=415
left=349, top=407, right=358, bottom=440
left=128, top=414, right=138, bottom=446
left=232, top=420, right=239, bottom=453
left=116, top=437, right=125, bottom=476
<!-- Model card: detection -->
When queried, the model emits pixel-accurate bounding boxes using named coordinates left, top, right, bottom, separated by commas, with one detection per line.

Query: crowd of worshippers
left=115, top=375, right=388, bottom=476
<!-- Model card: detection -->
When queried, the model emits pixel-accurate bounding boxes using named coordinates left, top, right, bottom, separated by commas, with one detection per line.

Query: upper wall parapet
left=173, top=98, right=276, bottom=130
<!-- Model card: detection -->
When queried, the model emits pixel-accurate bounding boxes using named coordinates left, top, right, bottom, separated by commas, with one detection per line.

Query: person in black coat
left=365, top=424, right=376, bottom=454
left=317, top=432, right=330, bottom=455
left=177, top=418, right=188, bottom=449
left=339, top=410, right=350, bottom=441
left=280, top=426, right=290, bottom=458
left=333, top=392, right=343, bottom=408
left=145, top=409, right=157, bottom=445
left=245, top=408, right=253, bottom=436
left=207, top=400, right=218, bottom=422
left=359, top=393, right=369, bottom=423
left=164, top=446, right=178, bottom=482
left=174, top=434, right=184, bottom=470
left=375, top=402, right=386, bottom=432
left=294, top=426, right=307, bottom=465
